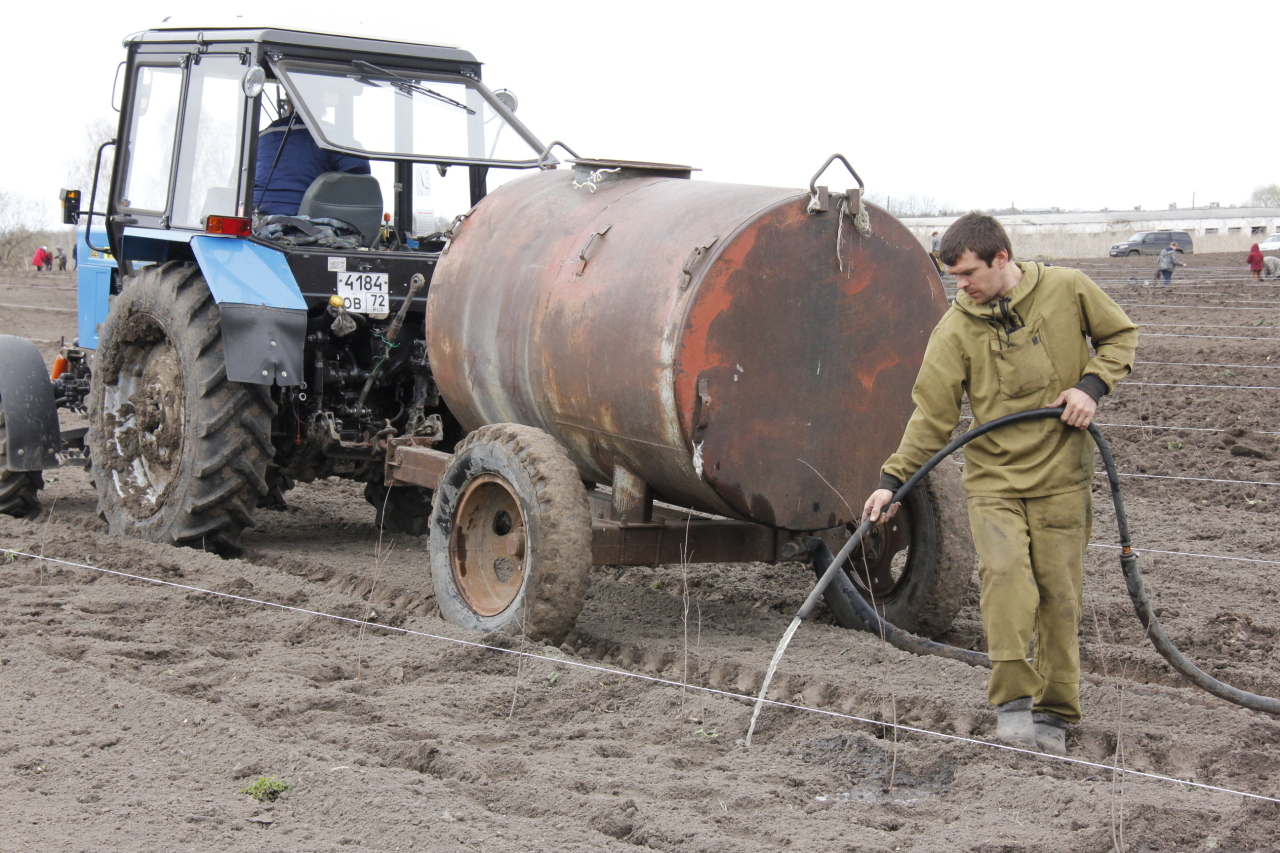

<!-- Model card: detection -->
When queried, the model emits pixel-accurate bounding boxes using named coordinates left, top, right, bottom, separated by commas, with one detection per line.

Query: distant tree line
left=1247, top=185, right=1280, bottom=208
left=0, top=119, right=117, bottom=269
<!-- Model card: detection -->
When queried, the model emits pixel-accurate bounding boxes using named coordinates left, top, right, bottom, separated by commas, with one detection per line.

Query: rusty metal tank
left=425, top=161, right=947, bottom=532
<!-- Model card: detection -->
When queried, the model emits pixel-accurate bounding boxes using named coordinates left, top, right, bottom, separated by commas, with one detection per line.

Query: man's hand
left=862, top=488, right=899, bottom=524
left=1051, top=387, right=1098, bottom=429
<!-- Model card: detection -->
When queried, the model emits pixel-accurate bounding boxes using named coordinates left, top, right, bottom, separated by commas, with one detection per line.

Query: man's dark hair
left=938, top=212, right=1014, bottom=266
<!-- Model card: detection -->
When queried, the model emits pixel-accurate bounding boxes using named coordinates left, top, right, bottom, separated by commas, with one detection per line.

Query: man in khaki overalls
left=862, top=214, right=1137, bottom=755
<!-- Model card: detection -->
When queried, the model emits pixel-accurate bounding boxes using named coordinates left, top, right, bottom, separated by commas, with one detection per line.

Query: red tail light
left=205, top=215, right=252, bottom=237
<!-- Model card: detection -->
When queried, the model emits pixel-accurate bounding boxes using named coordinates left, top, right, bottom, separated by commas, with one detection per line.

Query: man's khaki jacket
left=881, top=262, right=1138, bottom=498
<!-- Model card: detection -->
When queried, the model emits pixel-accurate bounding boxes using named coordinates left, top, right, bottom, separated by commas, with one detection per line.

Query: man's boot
left=994, top=697, right=1036, bottom=748
left=1033, top=712, right=1068, bottom=756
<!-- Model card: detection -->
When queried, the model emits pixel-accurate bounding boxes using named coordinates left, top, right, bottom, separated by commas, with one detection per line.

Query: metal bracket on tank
left=806, top=153, right=865, bottom=214
left=693, top=376, right=712, bottom=441
left=536, top=140, right=582, bottom=170
left=440, top=212, right=469, bottom=255
left=680, top=236, right=719, bottom=291
left=572, top=224, right=612, bottom=281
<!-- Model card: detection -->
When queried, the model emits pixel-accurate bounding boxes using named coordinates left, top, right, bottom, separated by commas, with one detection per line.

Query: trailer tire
left=365, top=482, right=433, bottom=536
left=88, top=262, right=275, bottom=555
left=0, top=408, right=43, bottom=519
left=818, top=461, right=974, bottom=638
left=429, top=423, right=591, bottom=644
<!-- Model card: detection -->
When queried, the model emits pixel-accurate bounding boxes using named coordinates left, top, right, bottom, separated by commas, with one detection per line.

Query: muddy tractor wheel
left=0, top=407, right=43, bottom=519
left=88, top=262, right=276, bottom=555
left=365, top=481, right=433, bottom=536
left=428, top=423, right=592, bottom=644
left=818, top=461, right=974, bottom=638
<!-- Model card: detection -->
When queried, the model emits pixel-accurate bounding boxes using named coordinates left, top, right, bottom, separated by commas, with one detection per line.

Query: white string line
left=1116, top=303, right=1280, bottom=312
left=1096, top=471, right=1280, bottom=487
left=1135, top=360, right=1280, bottom=370
left=1116, top=296, right=1280, bottom=305
left=1141, top=332, right=1280, bottom=341
left=3, top=547, right=1275, bottom=805
left=1089, top=543, right=1280, bottom=567
left=1109, top=290, right=1280, bottom=298
left=1123, top=381, right=1280, bottom=391
left=1100, top=281, right=1280, bottom=289
left=1137, top=322, right=1279, bottom=330
left=1112, top=285, right=1275, bottom=289
left=1094, top=421, right=1280, bottom=436
left=0, top=302, right=77, bottom=314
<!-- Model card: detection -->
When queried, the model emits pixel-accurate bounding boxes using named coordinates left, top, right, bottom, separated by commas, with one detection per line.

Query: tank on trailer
left=426, top=160, right=947, bottom=532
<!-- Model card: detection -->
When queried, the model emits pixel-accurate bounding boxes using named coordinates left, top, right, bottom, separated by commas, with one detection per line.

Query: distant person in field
left=1246, top=244, right=1265, bottom=282
left=929, top=230, right=944, bottom=275
left=1156, top=242, right=1186, bottom=285
left=1264, top=255, right=1280, bottom=280
left=253, top=99, right=371, bottom=217
left=31, top=246, right=48, bottom=273
left=55, top=248, right=67, bottom=271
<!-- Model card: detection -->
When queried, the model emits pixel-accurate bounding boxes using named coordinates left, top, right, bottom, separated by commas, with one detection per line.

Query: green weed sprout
left=240, top=775, right=291, bottom=802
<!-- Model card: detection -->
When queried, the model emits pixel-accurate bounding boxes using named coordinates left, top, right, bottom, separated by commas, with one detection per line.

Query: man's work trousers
left=967, top=488, right=1091, bottom=723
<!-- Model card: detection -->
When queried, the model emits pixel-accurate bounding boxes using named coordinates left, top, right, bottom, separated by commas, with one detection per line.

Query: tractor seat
left=297, top=172, right=383, bottom=247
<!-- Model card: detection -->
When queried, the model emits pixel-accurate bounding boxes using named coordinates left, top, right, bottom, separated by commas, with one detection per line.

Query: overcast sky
left=8, top=2, right=1272, bottom=225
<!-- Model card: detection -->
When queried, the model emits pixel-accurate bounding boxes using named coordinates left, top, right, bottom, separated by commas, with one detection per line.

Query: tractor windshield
left=274, top=59, right=545, bottom=167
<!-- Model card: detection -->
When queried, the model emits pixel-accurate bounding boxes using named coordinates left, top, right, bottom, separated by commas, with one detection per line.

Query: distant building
left=901, top=207, right=1280, bottom=257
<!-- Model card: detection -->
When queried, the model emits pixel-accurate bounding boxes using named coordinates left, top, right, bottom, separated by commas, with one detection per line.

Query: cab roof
left=127, top=26, right=478, bottom=66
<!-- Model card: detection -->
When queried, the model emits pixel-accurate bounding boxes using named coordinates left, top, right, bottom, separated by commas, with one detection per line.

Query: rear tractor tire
left=0, top=406, right=43, bottom=519
left=88, top=262, right=276, bottom=555
left=817, top=460, right=974, bottom=638
left=428, top=424, right=592, bottom=644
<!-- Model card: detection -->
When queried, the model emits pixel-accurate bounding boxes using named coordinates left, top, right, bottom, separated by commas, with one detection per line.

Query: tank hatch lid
left=569, top=159, right=699, bottom=185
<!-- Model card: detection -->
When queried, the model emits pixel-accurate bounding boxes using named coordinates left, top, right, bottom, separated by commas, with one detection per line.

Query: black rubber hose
left=810, top=406, right=1280, bottom=716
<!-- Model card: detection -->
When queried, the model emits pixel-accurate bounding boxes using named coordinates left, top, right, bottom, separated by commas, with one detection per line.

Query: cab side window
left=171, top=56, right=248, bottom=228
left=120, top=65, right=184, bottom=213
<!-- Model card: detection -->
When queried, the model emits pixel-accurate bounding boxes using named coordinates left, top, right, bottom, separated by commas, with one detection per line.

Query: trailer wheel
left=0, top=407, right=43, bottom=519
left=818, top=461, right=973, bottom=638
left=88, top=262, right=275, bottom=555
left=365, top=482, right=433, bottom=536
left=428, top=423, right=591, bottom=644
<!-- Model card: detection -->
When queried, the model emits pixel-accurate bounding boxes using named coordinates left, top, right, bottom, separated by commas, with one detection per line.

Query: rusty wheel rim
left=845, top=504, right=914, bottom=601
left=448, top=474, right=529, bottom=617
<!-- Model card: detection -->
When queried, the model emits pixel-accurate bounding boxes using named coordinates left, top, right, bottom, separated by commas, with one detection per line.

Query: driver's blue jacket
left=253, top=116, right=371, bottom=216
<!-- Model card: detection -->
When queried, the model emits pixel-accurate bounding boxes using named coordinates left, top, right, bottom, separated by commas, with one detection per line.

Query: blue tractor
left=5, top=25, right=548, bottom=553
left=2, top=24, right=973, bottom=646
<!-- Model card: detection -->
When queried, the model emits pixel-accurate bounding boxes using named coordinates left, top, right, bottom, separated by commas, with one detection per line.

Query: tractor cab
left=45, top=27, right=557, bottom=553
left=76, top=26, right=547, bottom=380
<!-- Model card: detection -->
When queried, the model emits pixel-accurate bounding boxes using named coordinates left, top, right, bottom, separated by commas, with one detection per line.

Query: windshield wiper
left=352, top=60, right=476, bottom=115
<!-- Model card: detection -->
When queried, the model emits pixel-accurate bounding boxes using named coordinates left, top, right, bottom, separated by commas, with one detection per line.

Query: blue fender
left=77, top=223, right=115, bottom=349
left=0, top=335, right=60, bottom=471
left=189, top=236, right=306, bottom=386
left=189, top=235, right=307, bottom=310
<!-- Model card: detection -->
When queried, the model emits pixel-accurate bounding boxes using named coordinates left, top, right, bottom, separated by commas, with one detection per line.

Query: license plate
left=336, top=272, right=389, bottom=317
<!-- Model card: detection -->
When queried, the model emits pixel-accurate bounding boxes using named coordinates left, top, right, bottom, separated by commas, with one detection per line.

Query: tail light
left=204, top=215, right=253, bottom=237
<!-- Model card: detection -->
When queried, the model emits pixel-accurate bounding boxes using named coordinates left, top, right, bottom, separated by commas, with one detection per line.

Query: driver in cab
left=253, top=98, right=370, bottom=216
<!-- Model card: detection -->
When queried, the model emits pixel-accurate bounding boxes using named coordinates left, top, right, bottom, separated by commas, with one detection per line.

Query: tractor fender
left=190, top=236, right=306, bottom=386
left=0, top=335, right=60, bottom=471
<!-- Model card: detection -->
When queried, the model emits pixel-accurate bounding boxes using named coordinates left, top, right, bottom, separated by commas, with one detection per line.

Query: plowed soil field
left=2, top=255, right=1278, bottom=853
